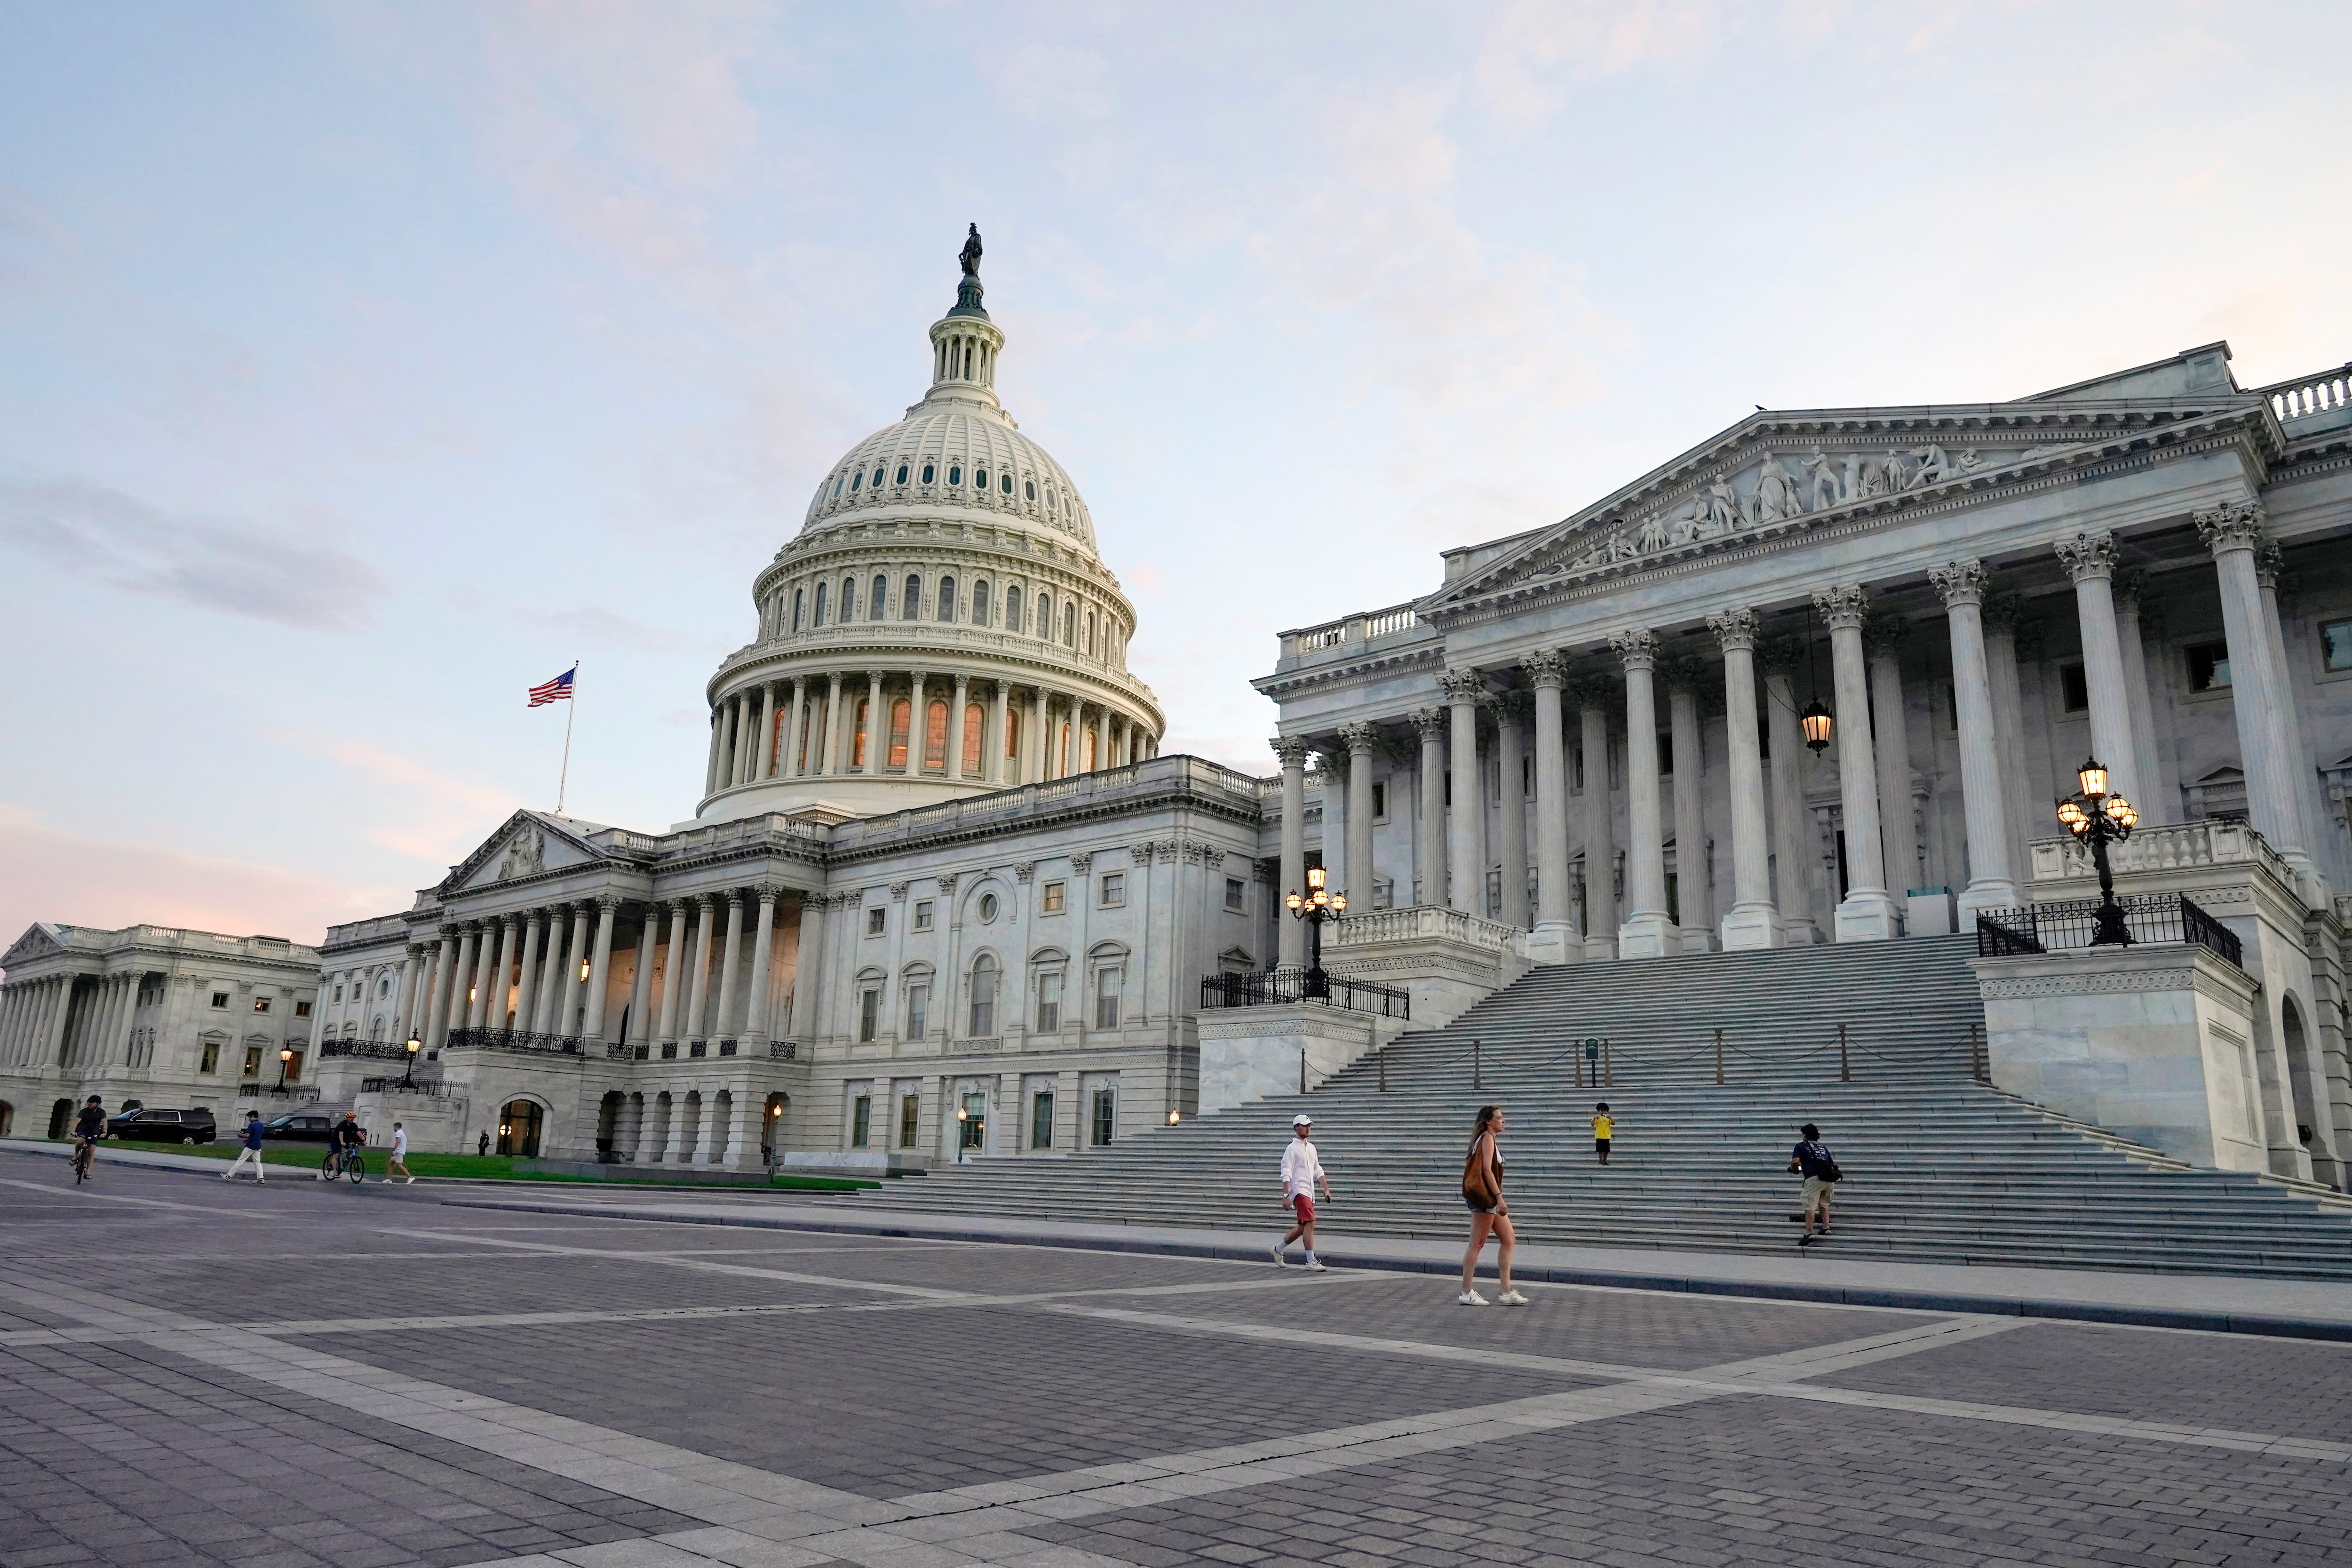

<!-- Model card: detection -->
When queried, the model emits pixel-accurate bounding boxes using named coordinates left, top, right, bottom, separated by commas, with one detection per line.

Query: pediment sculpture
left=496, top=828, right=548, bottom=882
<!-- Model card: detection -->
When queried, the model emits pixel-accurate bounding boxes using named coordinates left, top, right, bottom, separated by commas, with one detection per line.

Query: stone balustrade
left=1329, top=904, right=1519, bottom=952
left=2028, top=818, right=2291, bottom=885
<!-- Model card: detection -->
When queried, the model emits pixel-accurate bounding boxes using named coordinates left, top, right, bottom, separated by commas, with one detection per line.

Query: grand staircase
left=842, top=936, right=2352, bottom=1279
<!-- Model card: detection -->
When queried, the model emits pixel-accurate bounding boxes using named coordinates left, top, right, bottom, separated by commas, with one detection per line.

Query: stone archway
left=760, top=1092, right=788, bottom=1165
left=497, top=1099, right=544, bottom=1158
left=2280, top=995, right=2334, bottom=1184
left=595, top=1091, right=623, bottom=1161
left=0, top=1100, right=12, bottom=1137
left=48, top=1099, right=73, bottom=1139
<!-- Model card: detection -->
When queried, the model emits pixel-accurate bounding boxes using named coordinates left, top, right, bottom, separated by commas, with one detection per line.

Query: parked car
left=260, top=1110, right=350, bottom=1143
left=105, top=1107, right=217, bottom=1145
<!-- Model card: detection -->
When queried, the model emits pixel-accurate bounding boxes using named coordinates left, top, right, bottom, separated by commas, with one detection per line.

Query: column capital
left=1437, top=667, right=1486, bottom=704
left=2111, top=565, right=2147, bottom=609
left=1927, top=558, right=1987, bottom=608
left=1337, top=720, right=1382, bottom=756
left=1486, top=689, right=1532, bottom=724
left=1522, top=649, right=1569, bottom=689
left=2194, top=499, right=2266, bottom=555
left=1979, top=590, right=2022, bottom=635
left=1752, top=633, right=1802, bottom=673
left=1654, top=653, right=1703, bottom=692
left=1563, top=673, right=1616, bottom=709
left=1861, top=616, right=1908, bottom=659
left=1608, top=628, right=1657, bottom=671
left=754, top=882, right=785, bottom=905
left=1812, top=584, right=1870, bottom=631
left=1409, top=706, right=1448, bottom=740
left=2255, top=541, right=2287, bottom=592
left=1707, top=608, right=1760, bottom=653
left=2055, top=529, right=2119, bottom=583
left=405, top=942, right=426, bottom=958
left=1270, top=735, right=1312, bottom=769
left=594, top=893, right=624, bottom=912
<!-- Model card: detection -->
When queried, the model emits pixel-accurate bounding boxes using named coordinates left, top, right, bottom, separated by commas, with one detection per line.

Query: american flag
left=527, top=667, right=575, bottom=707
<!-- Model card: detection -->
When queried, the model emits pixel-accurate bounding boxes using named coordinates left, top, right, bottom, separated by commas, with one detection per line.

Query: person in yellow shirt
left=1591, top=1102, right=1613, bottom=1165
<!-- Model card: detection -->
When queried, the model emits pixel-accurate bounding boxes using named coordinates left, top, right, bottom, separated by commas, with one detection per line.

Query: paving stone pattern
left=11, top=1157, right=2352, bottom=1568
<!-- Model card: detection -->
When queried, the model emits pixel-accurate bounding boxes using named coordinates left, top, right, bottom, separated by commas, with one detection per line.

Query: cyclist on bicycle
left=70, top=1096, right=105, bottom=1178
left=321, top=1111, right=366, bottom=1180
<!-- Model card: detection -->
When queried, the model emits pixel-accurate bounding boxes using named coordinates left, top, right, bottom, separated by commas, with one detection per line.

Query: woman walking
left=1459, top=1105, right=1528, bottom=1306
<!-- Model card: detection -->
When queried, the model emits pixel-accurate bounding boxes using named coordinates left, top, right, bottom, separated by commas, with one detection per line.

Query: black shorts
left=1595, top=1138, right=1611, bottom=1153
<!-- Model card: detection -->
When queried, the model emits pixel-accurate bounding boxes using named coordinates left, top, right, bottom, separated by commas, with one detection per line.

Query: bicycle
left=320, top=1147, right=368, bottom=1185
left=71, top=1137, right=97, bottom=1184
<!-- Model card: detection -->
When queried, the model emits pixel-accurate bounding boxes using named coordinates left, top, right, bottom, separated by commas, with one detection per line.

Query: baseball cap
left=1292, top=1114, right=1313, bottom=1127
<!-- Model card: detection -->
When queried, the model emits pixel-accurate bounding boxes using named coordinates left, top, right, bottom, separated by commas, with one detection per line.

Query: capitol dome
left=692, top=228, right=1163, bottom=826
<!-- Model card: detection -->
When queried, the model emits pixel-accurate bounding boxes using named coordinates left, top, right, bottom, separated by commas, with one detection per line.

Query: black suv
left=261, top=1111, right=347, bottom=1143
left=105, top=1107, right=218, bottom=1145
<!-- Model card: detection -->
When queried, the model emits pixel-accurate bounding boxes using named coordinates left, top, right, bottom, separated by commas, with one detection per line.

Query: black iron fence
left=359, top=1078, right=448, bottom=1096
left=443, top=1027, right=588, bottom=1057
left=319, top=1040, right=411, bottom=1061
left=1200, top=970, right=1411, bottom=1019
left=1976, top=892, right=2241, bottom=969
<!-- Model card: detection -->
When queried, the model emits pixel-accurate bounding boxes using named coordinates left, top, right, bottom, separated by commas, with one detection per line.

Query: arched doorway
left=761, top=1092, right=788, bottom=1166
left=48, top=1099, right=73, bottom=1139
left=497, top=1099, right=544, bottom=1158
left=2282, top=996, right=2327, bottom=1178
left=595, top=1091, right=623, bottom=1161
left=0, top=1100, right=13, bottom=1137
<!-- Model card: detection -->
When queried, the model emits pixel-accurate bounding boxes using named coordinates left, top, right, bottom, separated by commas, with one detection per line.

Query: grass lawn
left=56, top=1139, right=882, bottom=1190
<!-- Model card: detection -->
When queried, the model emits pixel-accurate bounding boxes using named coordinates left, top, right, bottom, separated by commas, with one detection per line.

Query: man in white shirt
left=1272, top=1114, right=1332, bottom=1271
left=383, top=1122, right=414, bottom=1185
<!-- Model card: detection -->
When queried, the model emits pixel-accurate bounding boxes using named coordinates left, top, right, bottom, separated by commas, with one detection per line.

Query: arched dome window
left=842, top=575, right=858, bottom=621
left=896, top=464, right=909, bottom=485
left=1024, top=479, right=1035, bottom=501
left=1001, top=473, right=1013, bottom=494
left=925, top=700, right=949, bottom=772
left=873, top=465, right=887, bottom=487
left=1085, top=609, right=1096, bottom=655
left=922, top=463, right=935, bottom=484
left=961, top=703, right=985, bottom=773
left=974, top=466, right=989, bottom=490
left=903, top=574, right=922, bottom=620
left=938, top=575, right=957, bottom=622
left=1004, top=705, right=1021, bottom=760
left=1062, top=602, right=1076, bottom=645
left=889, top=699, right=912, bottom=770
left=1034, top=591, right=1051, bottom=640
left=852, top=696, right=871, bottom=769
left=832, top=476, right=843, bottom=498
left=850, top=470, right=861, bottom=492
left=948, top=464, right=962, bottom=486
left=1005, top=586, right=1023, bottom=635
left=972, top=580, right=990, bottom=627
left=870, top=575, right=888, bottom=619
left=814, top=581, right=829, bottom=626
left=792, top=589, right=805, bottom=632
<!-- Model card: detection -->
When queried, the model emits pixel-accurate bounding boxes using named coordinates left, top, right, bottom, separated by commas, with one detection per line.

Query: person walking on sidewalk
left=383, top=1122, right=414, bottom=1185
left=1789, top=1122, right=1839, bottom=1246
left=1271, top=1114, right=1332, bottom=1271
left=1459, top=1105, right=1527, bottom=1306
left=223, top=1112, right=267, bottom=1181
left=1591, top=1102, right=1614, bottom=1165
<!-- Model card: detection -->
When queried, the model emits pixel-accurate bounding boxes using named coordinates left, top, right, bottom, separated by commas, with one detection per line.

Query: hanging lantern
left=1800, top=700, right=1833, bottom=754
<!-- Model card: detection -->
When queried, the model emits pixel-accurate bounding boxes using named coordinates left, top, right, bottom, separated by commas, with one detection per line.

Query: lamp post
left=1283, top=865, right=1347, bottom=1000
left=276, top=1047, right=293, bottom=1090
left=954, top=1104, right=969, bottom=1164
left=2055, top=755, right=2139, bottom=946
left=402, top=1032, right=421, bottom=1090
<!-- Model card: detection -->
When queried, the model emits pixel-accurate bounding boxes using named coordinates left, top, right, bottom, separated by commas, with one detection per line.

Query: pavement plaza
left=6, top=1162, right=2352, bottom=1568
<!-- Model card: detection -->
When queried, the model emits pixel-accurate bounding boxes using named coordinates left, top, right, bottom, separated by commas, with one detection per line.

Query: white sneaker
left=1496, top=1289, right=1530, bottom=1306
left=1303, top=1259, right=1328, bottom=1273
left=1269, top=1246, right=1286, bottom=1267
left=1457, top=1290, right=1488, bottom=1306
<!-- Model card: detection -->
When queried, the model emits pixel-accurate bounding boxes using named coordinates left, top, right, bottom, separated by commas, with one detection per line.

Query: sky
left=4, top=0, right=2350, bottom=951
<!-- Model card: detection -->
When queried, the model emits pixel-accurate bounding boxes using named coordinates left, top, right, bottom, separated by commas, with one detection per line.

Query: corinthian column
left=2056, top=529, right=2141, bottom=807
left=1757, top=640, right=1822, bottom=945
left=583, top=896, right=620, bottom=1042
left=1411, top=707, right=1447, bottom=909
left=1492, top=693, right=1529, bottom=929
left=747, top=885, right=780, bottom=1043
left=513, top=911, right=545, bottom=1034
left=1524, top=652, right=1578, bottom=962
left=1273, top=736, right=1311, bottom=971
left=1708, top=610, right=1784, bottom=950
left=1570, top=676, right=1617, bottom=959
left=1661, top=654, right=1709, bottom=945
left=654, top=899, right=688, bottom=1045
left=1612, top=630, right=1675, bottom=957
left=2112, top=571, right=2172, bottom=825
left=1929, top=559, right=2018, bottom=920
left=1440, top=669, right=1486, bottom=914
left=1339, top=721, right=1379, bottom=912
left=907, top=672, right=930, bottom=773
left=1814, top=585, right=1899, bottom=940
left=2257, top=544, right=2325, bottom=862
left=784, top=677, right=807, bottom=777
left=1863, top=618, right=1918, bottom=900
left=864, top=672, right=885, bottom=773
left=713, top=892, right=745, bottom=1038
left=2197, top=502, right=2313, bottom=878
left=757, top=682, right=779, bottom=781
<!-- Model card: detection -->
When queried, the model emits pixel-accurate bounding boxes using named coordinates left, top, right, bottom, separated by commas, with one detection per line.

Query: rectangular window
left=2186, top=639, right=2233, bottom=692
left=898, top=1093, right=920, bottom=1148
left=850, top=1096, right=871, bottom=1148
left=241, top=1045, right=262, bottom=1078
left=960, top=1091, right=986, bottom=1149
left=858, top=988, right=881, bottom=1043
left=2324, top=619, right=2352, bottom=673
left=1370, top=780, right=1388, bottom=820
left=1091, top=1087, right=1116, bottom=1147
left=253, top=996, right=271, bottom=1013
left=914, top=899, right=934, bottom=931
left=906, top=983, right=930, bottom=1040
left=1031, top=1091, right=1054, bottom=1150
left=294, top=999, right=312, bottom=1018
left=1037, top=971, right=1063, bottom=1033
left=331, top=985, right=343, bottom=1005
left=866, top=906, right=886, bottom=936
left=1224, top=877, right=1245, bottom=911
left=199, top=1041, right=220, bottom=1075
left=282, top=1050, right=302, bottom=1083
left=1099, top=871, right=1125, bottom=907
left=1042, top=880, right=1066, bottom=915
left=212, top=992, right=230, bottom=1009
left=2058, top=661, right=2089, bottom=713
left=1095, top=967, right=1122, bottom=1030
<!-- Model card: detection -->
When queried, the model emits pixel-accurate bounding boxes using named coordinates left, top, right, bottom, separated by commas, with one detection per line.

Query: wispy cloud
left=0, top=478, right=381, bottom=630
left=1474, top=0, right=1723, bottom=133
left=522, top=603, right=683, bottom=653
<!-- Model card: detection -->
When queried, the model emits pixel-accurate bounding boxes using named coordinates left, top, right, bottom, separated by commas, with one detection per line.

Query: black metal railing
left=1975, top=893, right=2241, bottom=969
left=359, top=1077, right=447, bottom=1096
left=1201, top=970, right=1411, bottom=1019
left=443, top=1027, right=587, bottom=1057
left=319, top=1040, right=411, bottom=1061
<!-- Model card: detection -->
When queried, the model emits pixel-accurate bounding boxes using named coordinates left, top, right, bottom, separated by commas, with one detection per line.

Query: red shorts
left=1290, top=1193, right=1316, bottom=1226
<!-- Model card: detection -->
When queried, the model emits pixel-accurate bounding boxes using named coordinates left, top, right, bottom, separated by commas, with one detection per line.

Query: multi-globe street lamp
left=2055, top=755, right=2140, bottom=947
left=1284, top=865, right=1347, bottom=999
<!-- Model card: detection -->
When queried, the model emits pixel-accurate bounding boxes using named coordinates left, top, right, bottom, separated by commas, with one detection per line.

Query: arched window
left=925, top=700, right=949, bottom=772
left=972, top=580, right=990, bottom=627
left=889, top=699, right=911, bottom=770
left=922, top=462, right=935, bottom=484
left=871, top=575, right=888, bottom=619
left=1024, top=479, right=1035, bottom=500
left=1001, top=472, right=1013, bottom=494
left=1004, top=706, right=1021, bottom=759
left=852, top=698, right=870, bottom=769
left=1005, top=586, right=1023, bottom=635
left=1062, top=602, right=1076, bottom=645
left=903, top=574, right=922, bottom=620
left=1085, top=610, right=1096, bottom=655
left=895, top=464, right=909, bottom=485
left=937, top=575, right=957, bottom=622
left=813, top=581, right=829, bottom=626
left=1084, top=730, right=1097, bottom=772
left=850, top=470, right=861, bottom=491
left=969, top=954, right=997, bottom=1036
left=791, top=588, right=804, bottom=632
left=947, top=464, right=961, bottom=486
left=842, top=575, right=858, bottom=621
left=962, top=703, right=985, bottom=772
left=873, top=465, right=886, bottom=487
left=975, top=466, right=989, bottom=490
left=832, top=476, right=843, bottom=499
left=1034, top=592, right=1051, bottom=639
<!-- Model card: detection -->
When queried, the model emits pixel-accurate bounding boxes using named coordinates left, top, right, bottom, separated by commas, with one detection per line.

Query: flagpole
left=555, top=661, right=577, bottom=815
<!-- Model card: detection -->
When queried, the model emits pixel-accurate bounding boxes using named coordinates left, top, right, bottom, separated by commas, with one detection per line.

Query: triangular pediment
left=444, top=811, right=605, bottom=893
left=0, top=923, right=70, bottom=970
left=1423, top=392, right=2275, bottom=615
